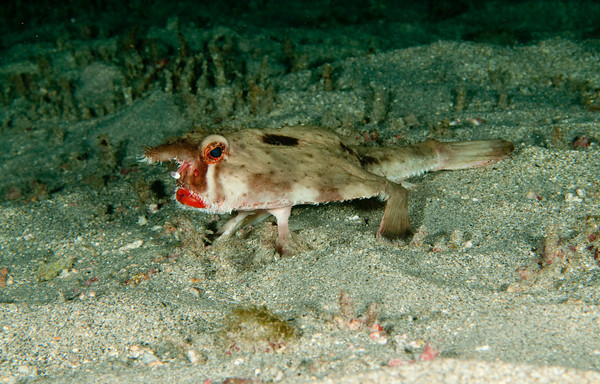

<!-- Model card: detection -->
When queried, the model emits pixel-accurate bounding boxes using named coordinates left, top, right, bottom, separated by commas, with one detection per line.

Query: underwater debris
left=220, top=305, right=297, bottom=354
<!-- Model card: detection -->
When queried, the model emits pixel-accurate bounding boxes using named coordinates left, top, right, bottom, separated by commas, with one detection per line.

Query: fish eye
left=204, top=143, right=226, bottom=163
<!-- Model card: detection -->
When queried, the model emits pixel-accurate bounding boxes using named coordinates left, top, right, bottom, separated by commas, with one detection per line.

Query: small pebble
left=118, top=240, right=143, bottom=252
left=141, top=352, right=160, bottom=366
left=186, top=349, right=200, bottom=364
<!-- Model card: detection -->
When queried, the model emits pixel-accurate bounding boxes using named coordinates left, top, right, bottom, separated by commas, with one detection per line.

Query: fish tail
left=358, top=139, right=513, bottom=182
left=436, top=139, right=514, bottom=170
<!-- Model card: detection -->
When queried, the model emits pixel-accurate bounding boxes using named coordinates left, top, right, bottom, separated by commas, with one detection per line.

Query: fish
left=144, top=125, right=513, bottom=254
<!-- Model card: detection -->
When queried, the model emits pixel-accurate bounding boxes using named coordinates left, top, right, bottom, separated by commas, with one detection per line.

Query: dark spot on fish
left=359, top=155, right=379, bottom=167
left=262, top=134, right=299, bottom=146
left=340, top=142, right=357, bottom=157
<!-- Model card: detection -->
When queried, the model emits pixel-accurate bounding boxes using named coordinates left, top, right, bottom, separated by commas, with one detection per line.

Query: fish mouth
left=175, top=187, right=208, bottom=209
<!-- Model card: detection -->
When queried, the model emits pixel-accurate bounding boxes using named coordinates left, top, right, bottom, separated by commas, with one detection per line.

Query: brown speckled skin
left=219, top=127, right=389, bottom=209
left=145, top=125, right=513, bottom=254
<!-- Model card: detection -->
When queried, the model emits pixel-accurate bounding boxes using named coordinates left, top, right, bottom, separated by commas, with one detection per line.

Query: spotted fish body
left=145, top=125, right=513, bottom=254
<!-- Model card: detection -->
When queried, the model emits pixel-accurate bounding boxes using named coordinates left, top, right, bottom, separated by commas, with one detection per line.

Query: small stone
left=17, top=365, right=30, bottom=375
left=118, top=240, right=143, bottom=252
left=186, top=349, right=200, bottom=364
left=129, top=345, right=142, bottom=358
left=565, top=193, right=582, bottom=203
left=233, top=357, right=244, bottom=366
left=141, top=352, right=161, bottom=366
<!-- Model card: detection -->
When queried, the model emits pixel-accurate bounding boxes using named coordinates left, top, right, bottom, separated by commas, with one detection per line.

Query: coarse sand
left=1, top=1, right=600, bottom=383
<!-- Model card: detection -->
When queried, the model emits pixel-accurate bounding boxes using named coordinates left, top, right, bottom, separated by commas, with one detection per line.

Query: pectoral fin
left=377, top=182, right=412, bottom=240
left=268, top=206, right=293, bottom=255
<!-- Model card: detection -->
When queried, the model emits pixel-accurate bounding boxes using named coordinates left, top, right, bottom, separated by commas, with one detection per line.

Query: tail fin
left=437, top=140, right=514, bottom=170
left=357, top=139, right=513, bottom=182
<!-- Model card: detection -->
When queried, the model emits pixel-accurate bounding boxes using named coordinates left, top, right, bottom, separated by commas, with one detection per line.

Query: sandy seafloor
left=1, top=1, right=600, bottom=382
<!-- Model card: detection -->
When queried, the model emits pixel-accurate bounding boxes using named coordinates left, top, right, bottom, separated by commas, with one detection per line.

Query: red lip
left=175, top=188, right=207, bottom=209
